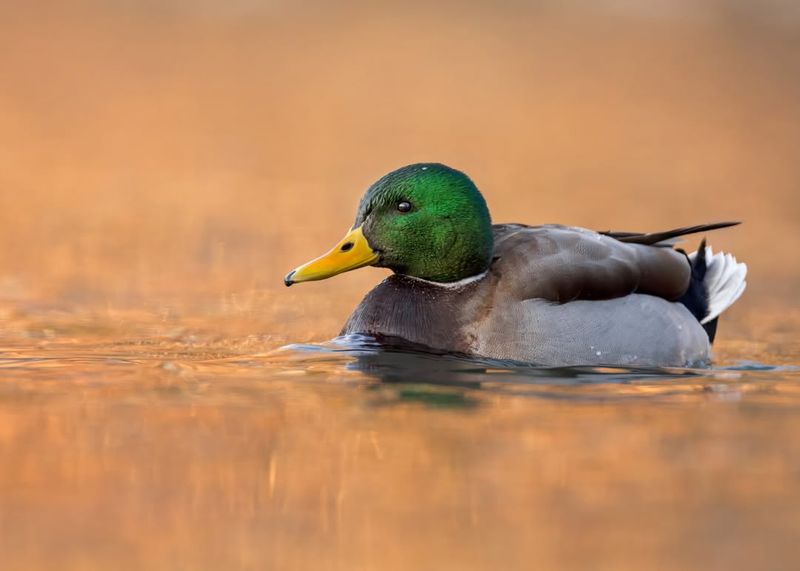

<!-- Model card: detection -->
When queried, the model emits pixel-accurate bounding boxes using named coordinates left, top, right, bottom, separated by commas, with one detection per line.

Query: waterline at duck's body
left=342, top=273, right=709, bottom=368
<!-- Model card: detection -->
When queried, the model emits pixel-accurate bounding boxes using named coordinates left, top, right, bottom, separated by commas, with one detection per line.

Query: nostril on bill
left=340, top=242, right=354, bottom=252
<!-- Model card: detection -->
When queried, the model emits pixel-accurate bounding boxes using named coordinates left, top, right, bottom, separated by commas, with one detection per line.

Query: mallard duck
left=285, top=163, right=746, bottom=367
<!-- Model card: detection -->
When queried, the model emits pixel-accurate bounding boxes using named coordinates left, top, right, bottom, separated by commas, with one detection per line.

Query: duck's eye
left=397, top=201, right=412, bottom=213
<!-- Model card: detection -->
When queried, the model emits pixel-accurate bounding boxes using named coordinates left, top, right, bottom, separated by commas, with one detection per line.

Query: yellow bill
left=284, top=225, right=379, bottom=286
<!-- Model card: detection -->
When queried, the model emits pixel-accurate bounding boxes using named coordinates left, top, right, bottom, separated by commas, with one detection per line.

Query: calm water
left=1, top=309, right=799, bottom=571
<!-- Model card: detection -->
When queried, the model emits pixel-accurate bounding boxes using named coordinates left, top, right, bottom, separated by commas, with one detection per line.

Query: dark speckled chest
left=341, top=274, right=494, bottom=353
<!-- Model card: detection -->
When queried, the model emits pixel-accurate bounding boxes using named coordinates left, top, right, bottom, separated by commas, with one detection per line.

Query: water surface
left=1, top=309, right=799, bottom=570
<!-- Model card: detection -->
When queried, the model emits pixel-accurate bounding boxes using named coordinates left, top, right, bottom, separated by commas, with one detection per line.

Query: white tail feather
left=688, top=246, right=747, bottom=324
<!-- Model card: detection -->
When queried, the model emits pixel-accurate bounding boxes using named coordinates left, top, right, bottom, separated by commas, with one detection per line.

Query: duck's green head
left=285, top=163, right=493, bottom=285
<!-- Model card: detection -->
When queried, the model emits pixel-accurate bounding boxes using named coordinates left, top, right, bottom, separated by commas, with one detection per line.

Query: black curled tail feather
left=677, top=239, right=719, bottom=343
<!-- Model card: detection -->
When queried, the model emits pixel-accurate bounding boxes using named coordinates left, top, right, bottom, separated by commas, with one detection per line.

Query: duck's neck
left=400, top=270, right=489, bottom=288
left=378, top=222, right=494, bottom=283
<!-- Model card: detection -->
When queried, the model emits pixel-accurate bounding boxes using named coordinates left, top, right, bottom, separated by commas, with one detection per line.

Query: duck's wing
left=599, top=221, right=740, bottom=246
left=492, top=224, right=695, bottom=303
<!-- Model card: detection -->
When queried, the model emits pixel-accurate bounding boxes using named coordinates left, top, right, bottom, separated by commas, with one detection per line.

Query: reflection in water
left=276, top=335, right=789, bottom=404
left=1, top=322, right=800, bottom=571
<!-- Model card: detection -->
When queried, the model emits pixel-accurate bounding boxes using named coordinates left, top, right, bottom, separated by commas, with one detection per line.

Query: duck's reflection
left=275, top=334, right=707, bottom=407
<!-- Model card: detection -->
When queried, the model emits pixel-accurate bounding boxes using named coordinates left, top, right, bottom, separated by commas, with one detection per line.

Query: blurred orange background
left=1, top=0, right=798, bottom=340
